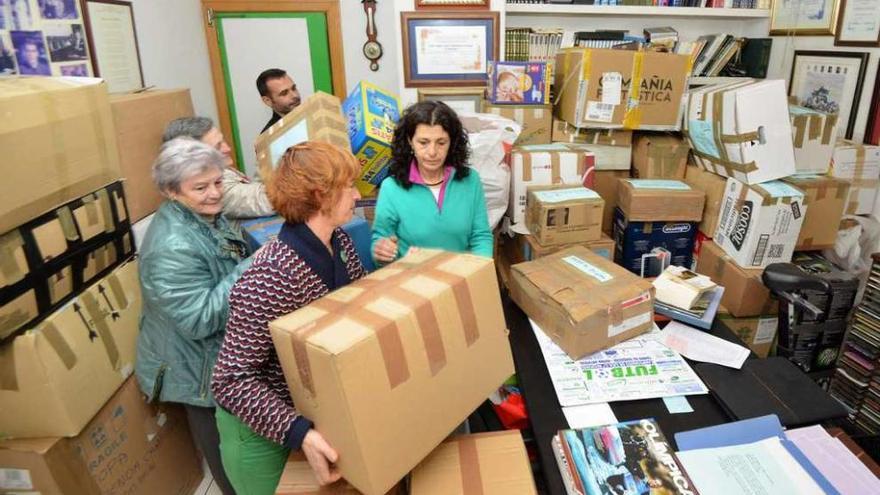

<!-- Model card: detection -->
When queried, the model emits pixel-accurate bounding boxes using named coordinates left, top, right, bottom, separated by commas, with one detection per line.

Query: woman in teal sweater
left=372, top=101, right=493, bottom=263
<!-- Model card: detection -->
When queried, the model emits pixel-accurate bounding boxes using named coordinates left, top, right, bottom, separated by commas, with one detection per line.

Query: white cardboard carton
left=789, top=105, right=838, bottom=175
left=830, top=140, right=880, bottom=215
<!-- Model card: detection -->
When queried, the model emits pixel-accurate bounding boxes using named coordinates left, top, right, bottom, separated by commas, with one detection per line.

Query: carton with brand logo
left=717, top=310, right=778, bottom=358
left=525, top=185, right=604, bottom=246
left=483, top=103, right=552, bottom=146
left=714, top=178, right=806, bottom=269
left=631, top=133, right=690, bottom=180
left=789, top=105, right=838, bottom=175
left=487, top=61, right=551, bottom=105
left=509, top=245, right=655, bottom=360
left=693, top=240, right=777, bottom=317
left=617, top=179, right=705, bottom=222
left=343, top=82, right=402, bottom=197
left=612, top=208, right=697, bottom=275
left=782, top=175, right=850, bottom=250
left=830, top=139, right=880, bottom=215
left=683, top=164, right=728, bottom=238
left=550, top=119, right=632, bottom=170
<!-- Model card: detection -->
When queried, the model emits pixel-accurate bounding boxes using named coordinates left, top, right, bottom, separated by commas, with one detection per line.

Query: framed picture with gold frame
left=415, top=0, right=490, bottom=10
left=770, top=0, right=841, bottom=36
left=417, top=87, right=485, bottom=113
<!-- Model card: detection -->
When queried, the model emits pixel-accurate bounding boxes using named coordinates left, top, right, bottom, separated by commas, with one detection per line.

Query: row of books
left=506, top=0, right=769, bottom=6
left=504, top=28, right=565, bottom=63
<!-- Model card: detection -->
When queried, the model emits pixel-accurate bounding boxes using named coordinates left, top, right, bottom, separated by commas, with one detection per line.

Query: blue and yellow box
left=343, top=82, right=401, bottom=197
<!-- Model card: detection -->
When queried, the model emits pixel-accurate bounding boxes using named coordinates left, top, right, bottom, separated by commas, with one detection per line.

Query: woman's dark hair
left=388, top=100, right=470, bottom=189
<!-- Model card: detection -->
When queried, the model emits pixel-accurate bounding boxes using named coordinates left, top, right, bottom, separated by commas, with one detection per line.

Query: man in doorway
left=256, top=68, right=301, bottom=134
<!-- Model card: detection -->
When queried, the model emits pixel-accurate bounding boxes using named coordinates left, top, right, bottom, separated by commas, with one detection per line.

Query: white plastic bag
left=824, top=215, right=880, bottom=302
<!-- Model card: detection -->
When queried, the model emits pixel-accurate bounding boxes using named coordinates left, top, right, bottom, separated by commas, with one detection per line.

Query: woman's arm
left=468, top=174, right=494, bottom=258
left=371, top=180, right=401, bottom=264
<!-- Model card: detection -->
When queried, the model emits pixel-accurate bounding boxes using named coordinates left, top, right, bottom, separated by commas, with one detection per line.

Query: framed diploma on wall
left=835, top=0, right=880, bottom=46
left=770, top=0, right=841, bottom=36
left=400, top=11, right=499, bottom=88
left=80, top=0, right=144, bottom=93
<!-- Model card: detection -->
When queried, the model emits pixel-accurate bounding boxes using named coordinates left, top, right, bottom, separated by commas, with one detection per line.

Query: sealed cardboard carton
left=617, top=179, right=705, bottom=222
left=270, top=250, right=514, bottom=495
left=410, top=431, right=537, bottom=495
left=0, top=439, right=101, bottom=494
left=612, top=208, right=697, bottom=275
left=550, top=119, right=632, bottom=171
left=789, top=105, right=838, bottom=175
left=342, top=82, right=402, bottom=197
left=522, top=233, right=615, bottom=261
left=782, top=175, right=850, bottom=250
left=830, top=140, right=880, bottom=215
left=483, top=103, right=552, bottom=146
left=110, top=89, right=194, bottom=221
left=554, top=48, right=691, bottom=130
left=0, top=260, right=140, bottom=438
left=276, top=454, right=402, bottom=495
left=683, top=164, right=727, bottom=237
left=0, top=77, right=121, bottom=234
left=525, top=185, right=603, bottom=246
left=509, top=245, right=655, bottom=360
left=631, top=133, right=689, bottom=179
left=714, top=179, right=806, bottom=269
left=589, top=170, right=630, bottom=234
left=508, top=144, right=594, bottom=234
left=685, top=79, right=796, bottom=184
left=693, top=240, right=777, bottom=317
left=717, top=310, right=779, bottom=358
left=487, top=61, right=550, bottom=105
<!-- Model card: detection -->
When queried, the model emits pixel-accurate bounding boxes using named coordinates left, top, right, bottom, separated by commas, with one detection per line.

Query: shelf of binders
left=505, top=5, right=770, bottom=18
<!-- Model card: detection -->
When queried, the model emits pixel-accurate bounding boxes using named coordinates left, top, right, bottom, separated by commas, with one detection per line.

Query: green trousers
left=215, top=407, right=290, bottom=495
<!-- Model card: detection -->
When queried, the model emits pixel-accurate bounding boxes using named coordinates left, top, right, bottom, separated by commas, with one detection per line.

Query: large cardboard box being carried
left=683, top=164, right=727, bottom=237
left=410, top=431, right=537, bottom=495
left=342, top=82, right=402, bottom=197
left=550, top=118, right=632, bottom=171
left=276, top=452, right=402, bottom=495
left=617, top=179, right=705, bottom=222
left=525, top=185, right=603, bottom=246
left=714, top=178, right=806, bottom=269
left=110, top=89, right=194, bottom=221
left=782, top=175, right=850, bottom=250
left=685, top=79, right=796, bottom=185
left=589, top=170, right=630, bottom=234
left=0, top=77, right=121, bottom=235
left=717, top=310, right=779, bottom=358
left=554, top=48, right=691, bottom=130
left=509, top=246, right=655, bottom=360
left=483, top=103, right=552, bottom=146
left=631, top=133, right=690, bottom=179
left=0, top=377, right=202, bottom=495
left=694, top=240, right=777, bottom=317
left=830, top=140, right=880, bottom=215
left=269, top=250, right=514, bottom=495
left=0, top=260, right=140, bottom=439
left=789, top=105, right=838, bottom=175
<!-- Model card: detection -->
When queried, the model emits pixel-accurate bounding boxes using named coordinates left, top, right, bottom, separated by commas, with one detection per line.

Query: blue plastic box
left=612, top=207, right=696, bottom=276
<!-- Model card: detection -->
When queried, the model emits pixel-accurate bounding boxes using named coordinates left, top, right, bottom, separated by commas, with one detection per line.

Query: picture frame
left=400, top=11, right=499, bottom=88
left=834, top=0, right=880, bottom=46
left=770, top=0, right=841, bottom=36
left=417, top=86, right=486, bottom=114
left=415, top=0, right=490, bottom=10
left=865, top=66, right=880, bottom=145
left=788, top=50, right=869, bottom=139
left=80, top=0, right=144, bottom=93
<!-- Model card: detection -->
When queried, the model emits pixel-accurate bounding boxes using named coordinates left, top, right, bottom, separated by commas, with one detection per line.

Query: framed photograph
left=835, top=0, right=880, bottom=46
left=4, top=0, right=37, bottom=30
left=417, top=86, right=485, bottom=114
left=400, top=11, right=499, bottom=88
left=45, top=23, right=87, bottom=62
left=415, top=0, right=489, bottom=10
left=789, top=50, right=869, bottom=139
left=865, top=66, right=880, bottom=145
left=770, top=0, right=841, bottom=35
left=38, top=0, right=78, bottom=20
left=11, top=29, right=51, bottom=75
left=80, top=0, right=144, bottom=92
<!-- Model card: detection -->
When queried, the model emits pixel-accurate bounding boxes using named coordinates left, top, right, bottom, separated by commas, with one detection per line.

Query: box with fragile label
left=487, top=61, right=551, bottom=105
left=683, top=164, right=727, bottom=238
left=685, top=79, right=796, bottom=184
left=269, top=250, right=514, bottom=495
left=410, top=431, right=537, bottom=495
left=0, top=260, right=140, bottom=439
left=612, top=208, right=697, bottom=275
left=588, top=170, right=630, bottom=234
left=483, top=103, right=552, bottom=146
left=789, top=105, right=838, bottom=175
left=830, top=140, right=880, bottom=215
left=343, top=82, right=402, bottom=196
left=782, top=175, right=850, bottom=250
left=508, top=144, right=594, bottom=234
left=509, top=245, right=655, bottom=360
left=714, top=178, right=806, bottom=269
left=554, top=48, right=691, bottom=130
left=550, top=118, right=632, bottom=170
left=694, top=240, right=777, bottom=317
left=717, top=311, right=778, bottom=358
left=631, top=133, right=690, bottom=179
left=617, top=179, right=705, bottom=222
left=525, top=185, right=603, bottom=246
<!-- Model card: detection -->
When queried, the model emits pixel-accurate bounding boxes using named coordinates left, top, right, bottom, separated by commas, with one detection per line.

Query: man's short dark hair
left=256, top=68, right=288, bottom=97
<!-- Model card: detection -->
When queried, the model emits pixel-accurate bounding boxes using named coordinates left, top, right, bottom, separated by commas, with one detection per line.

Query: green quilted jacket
left=135, top=200, right=253, bottom=407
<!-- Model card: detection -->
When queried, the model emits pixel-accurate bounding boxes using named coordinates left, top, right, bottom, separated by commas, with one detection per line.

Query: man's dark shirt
left=261, top=112, right=281, bottom=134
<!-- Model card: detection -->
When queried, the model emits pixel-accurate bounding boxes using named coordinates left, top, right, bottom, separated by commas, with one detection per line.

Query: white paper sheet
left=561, top=403, right=618, bottom=429
left=659, top=320, right=750, bottom=369
left=786, top=426, right=880, bottom=495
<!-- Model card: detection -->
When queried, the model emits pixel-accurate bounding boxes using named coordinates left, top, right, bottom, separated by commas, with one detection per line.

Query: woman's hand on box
left=373, top=235, right=399, bottom=263
left=302, top=429, right=341, bottom=485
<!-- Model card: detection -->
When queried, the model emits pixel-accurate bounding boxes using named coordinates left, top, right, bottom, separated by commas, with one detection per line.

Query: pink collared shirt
left=408, top=161, right=453, bottom=211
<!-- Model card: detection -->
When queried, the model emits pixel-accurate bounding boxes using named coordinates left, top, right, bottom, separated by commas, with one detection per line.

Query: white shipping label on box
left=586, top=101, right=615, bottom=123
left=755, top=317, right=778, bottom=345
left=601, top=72, right=622, bottom=105
left=0, top=469, right=33, bottom=490
left=534, top=188, right=600, bottom=203
left=563, top=256, right=613, bottom=283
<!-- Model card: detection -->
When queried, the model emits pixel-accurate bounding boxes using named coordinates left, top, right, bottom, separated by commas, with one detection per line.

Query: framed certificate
left=835, top=0, right=880, bottom=46
left=400, top=11, right=499, bottom=88
left=770, top=0, right=841, bottom=36
left=80, top=0, right=144, bottom=93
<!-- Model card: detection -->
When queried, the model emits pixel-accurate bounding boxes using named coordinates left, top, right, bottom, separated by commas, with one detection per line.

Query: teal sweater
left=371, top=170, right=493, bottom=261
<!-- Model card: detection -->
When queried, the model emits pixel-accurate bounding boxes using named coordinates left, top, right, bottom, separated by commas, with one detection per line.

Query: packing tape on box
left=622, top=52, right=645, bottom=130
left=792, top=115, right=808, bottom=148
left=97, top=189, right=115, bottom=233
left=690, top=85, right=759, bottom=176
left=48, top=268, right=69, bottom=303
left=107, top=272, right=129, bottom=309
left=0, top=230, right=26, bottom=285
left=0, top=344, right=16, bottom=390
left=386, top=287, right=446, bottom=376
left=855, top=145, right=867, bottom=179
left=458, top=435, right=484, bottom=495
left=81, top=291, right=121, bottom=370
left=55, top=206, right=79, bottom=242
left=808, top=114, right=822, bottom=141
left=822, top=115, right=838, bottom=145
left=649, top=142, right=690, bottom=178
left=551, top=153, right=561, bottom=183
left=0, top=304, right=34, bottom=342
left=41, top=321, right=78, bottom=370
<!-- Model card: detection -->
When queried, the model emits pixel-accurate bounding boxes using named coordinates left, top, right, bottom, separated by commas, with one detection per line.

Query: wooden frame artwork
left=834, top=0, right=880, bottom=47
left=770, top=0, right=841, bottom=36
left=80, top=0, right=145, bottom=92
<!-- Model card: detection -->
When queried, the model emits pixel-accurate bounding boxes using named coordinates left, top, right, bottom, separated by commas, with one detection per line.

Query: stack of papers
left=657, top=321, right=750, bottom=369
left=786, top=425, right=880, bottom=494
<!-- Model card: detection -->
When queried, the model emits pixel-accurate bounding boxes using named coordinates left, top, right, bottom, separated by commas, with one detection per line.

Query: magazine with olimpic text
left=552, top=419, right=699, bottom=495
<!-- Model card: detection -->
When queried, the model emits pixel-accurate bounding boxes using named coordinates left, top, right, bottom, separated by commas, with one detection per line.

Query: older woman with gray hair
left=163, top=116, right=274, bottom=222
left=136, top=137, right=253, bottom=495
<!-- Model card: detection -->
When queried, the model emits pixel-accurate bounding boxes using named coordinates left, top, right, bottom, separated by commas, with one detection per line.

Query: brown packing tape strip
left=551, top=153, right=561, bottom=183
left=97, top=189, right=115, bottom=233
left=792, top=115, right=807, bottom=148
left=808, top=114, right=821, bottom=141
left=644, top=222, right=652, bottom=235
left=691, top=149, right=759, bottom=175
left=42, top=322, right=77, bottom=370
left=0, top=229, right=25, bottom=284
left=81, top=291, right=121, bottom=370
left=815, top=183, right=827, bottom=202
left=609, top=302, right=624, bottom=327
left=107, top=273, right=129, bottom=309
left=0, top=345, right=17, bottom=391
left=0, top=307, right=32, bottom=340
left=720, top=131, right=760, bottom=144
left=55, top=206, right=79, bottom=242
left=458, top=435, right=484, bottom=495
left=521, top=153, right=532, bottom=182
left=837, top=182, right=850, bottom=200
left=649, top=144, right=689, bottom=178
left=855, top=145, right=867, bottom=179
left=386, top=287, right=447, bottom=376
left=349, top=307, right=410, bottom=389
left=424, top=268, right=479, bottom=346
left=822, top=114, right=838, bottom=145
left=48, top=269, right=67, bottom=302
left=82, top=194, right=99, bottom=227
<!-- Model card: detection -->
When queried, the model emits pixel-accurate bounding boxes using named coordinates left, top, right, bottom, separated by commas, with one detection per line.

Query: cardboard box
left=782, top=175, right=850, bottom=250
left=342, top=82, right=402, bottom=197
left=522, top=233, right=615, bottom=262
left=276, top=452, right=403, bottom=495
left=525, top=185, right=603, bottom=246
left=0, top=77, right=121, bottom=235
left=110, top=89, right=194, bottom=221
left=588, top=170, right=630, bottom=234
left=482, top=103, right=552, bottom=146
left=617, top=179, right=705, bottom=222
left=554, top=48, right=691, bottom=130
left=0, top=377, right=202, bottom=495
left=410, top=431, right=537, bottom=495
left=631, top=133, right=689, bottom=179
left=550, top=119, right=632, bottom=171
left=256, top=92, right=351, bottom=182
left=830, top=140, right=880, bottom=215
left=683, top=164, right=727, bottom=238
left=685, top=79, right=796, bottom=185
left=789, top=105, right=838, bottom=175
left=612, top=208, right=697, bottom=275
left=508, top=144, right=594, bottom=234
left=714, top=178, right=806, bottom=269
left=487, top=61, right=550, bottom=105
left=509, top=245, right=655, bottom=360
left=0, top=260, right=140, bottom=438
left=717, top=311, right=779, bottom=358
left=693, top=240, right=777, bottom=317
left=269, top=250, right=514, bottom=495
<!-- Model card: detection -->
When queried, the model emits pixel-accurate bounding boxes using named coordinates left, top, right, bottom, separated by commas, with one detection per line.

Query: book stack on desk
left=653, top=265, right=724, bottom=329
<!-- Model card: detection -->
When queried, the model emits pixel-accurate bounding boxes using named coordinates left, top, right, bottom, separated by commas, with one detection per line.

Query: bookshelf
left=505, top=5, right=770, bottom=19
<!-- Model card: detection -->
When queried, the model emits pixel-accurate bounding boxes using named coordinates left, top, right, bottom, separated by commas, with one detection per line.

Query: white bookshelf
left=505, top=4, right=770, bottom=19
